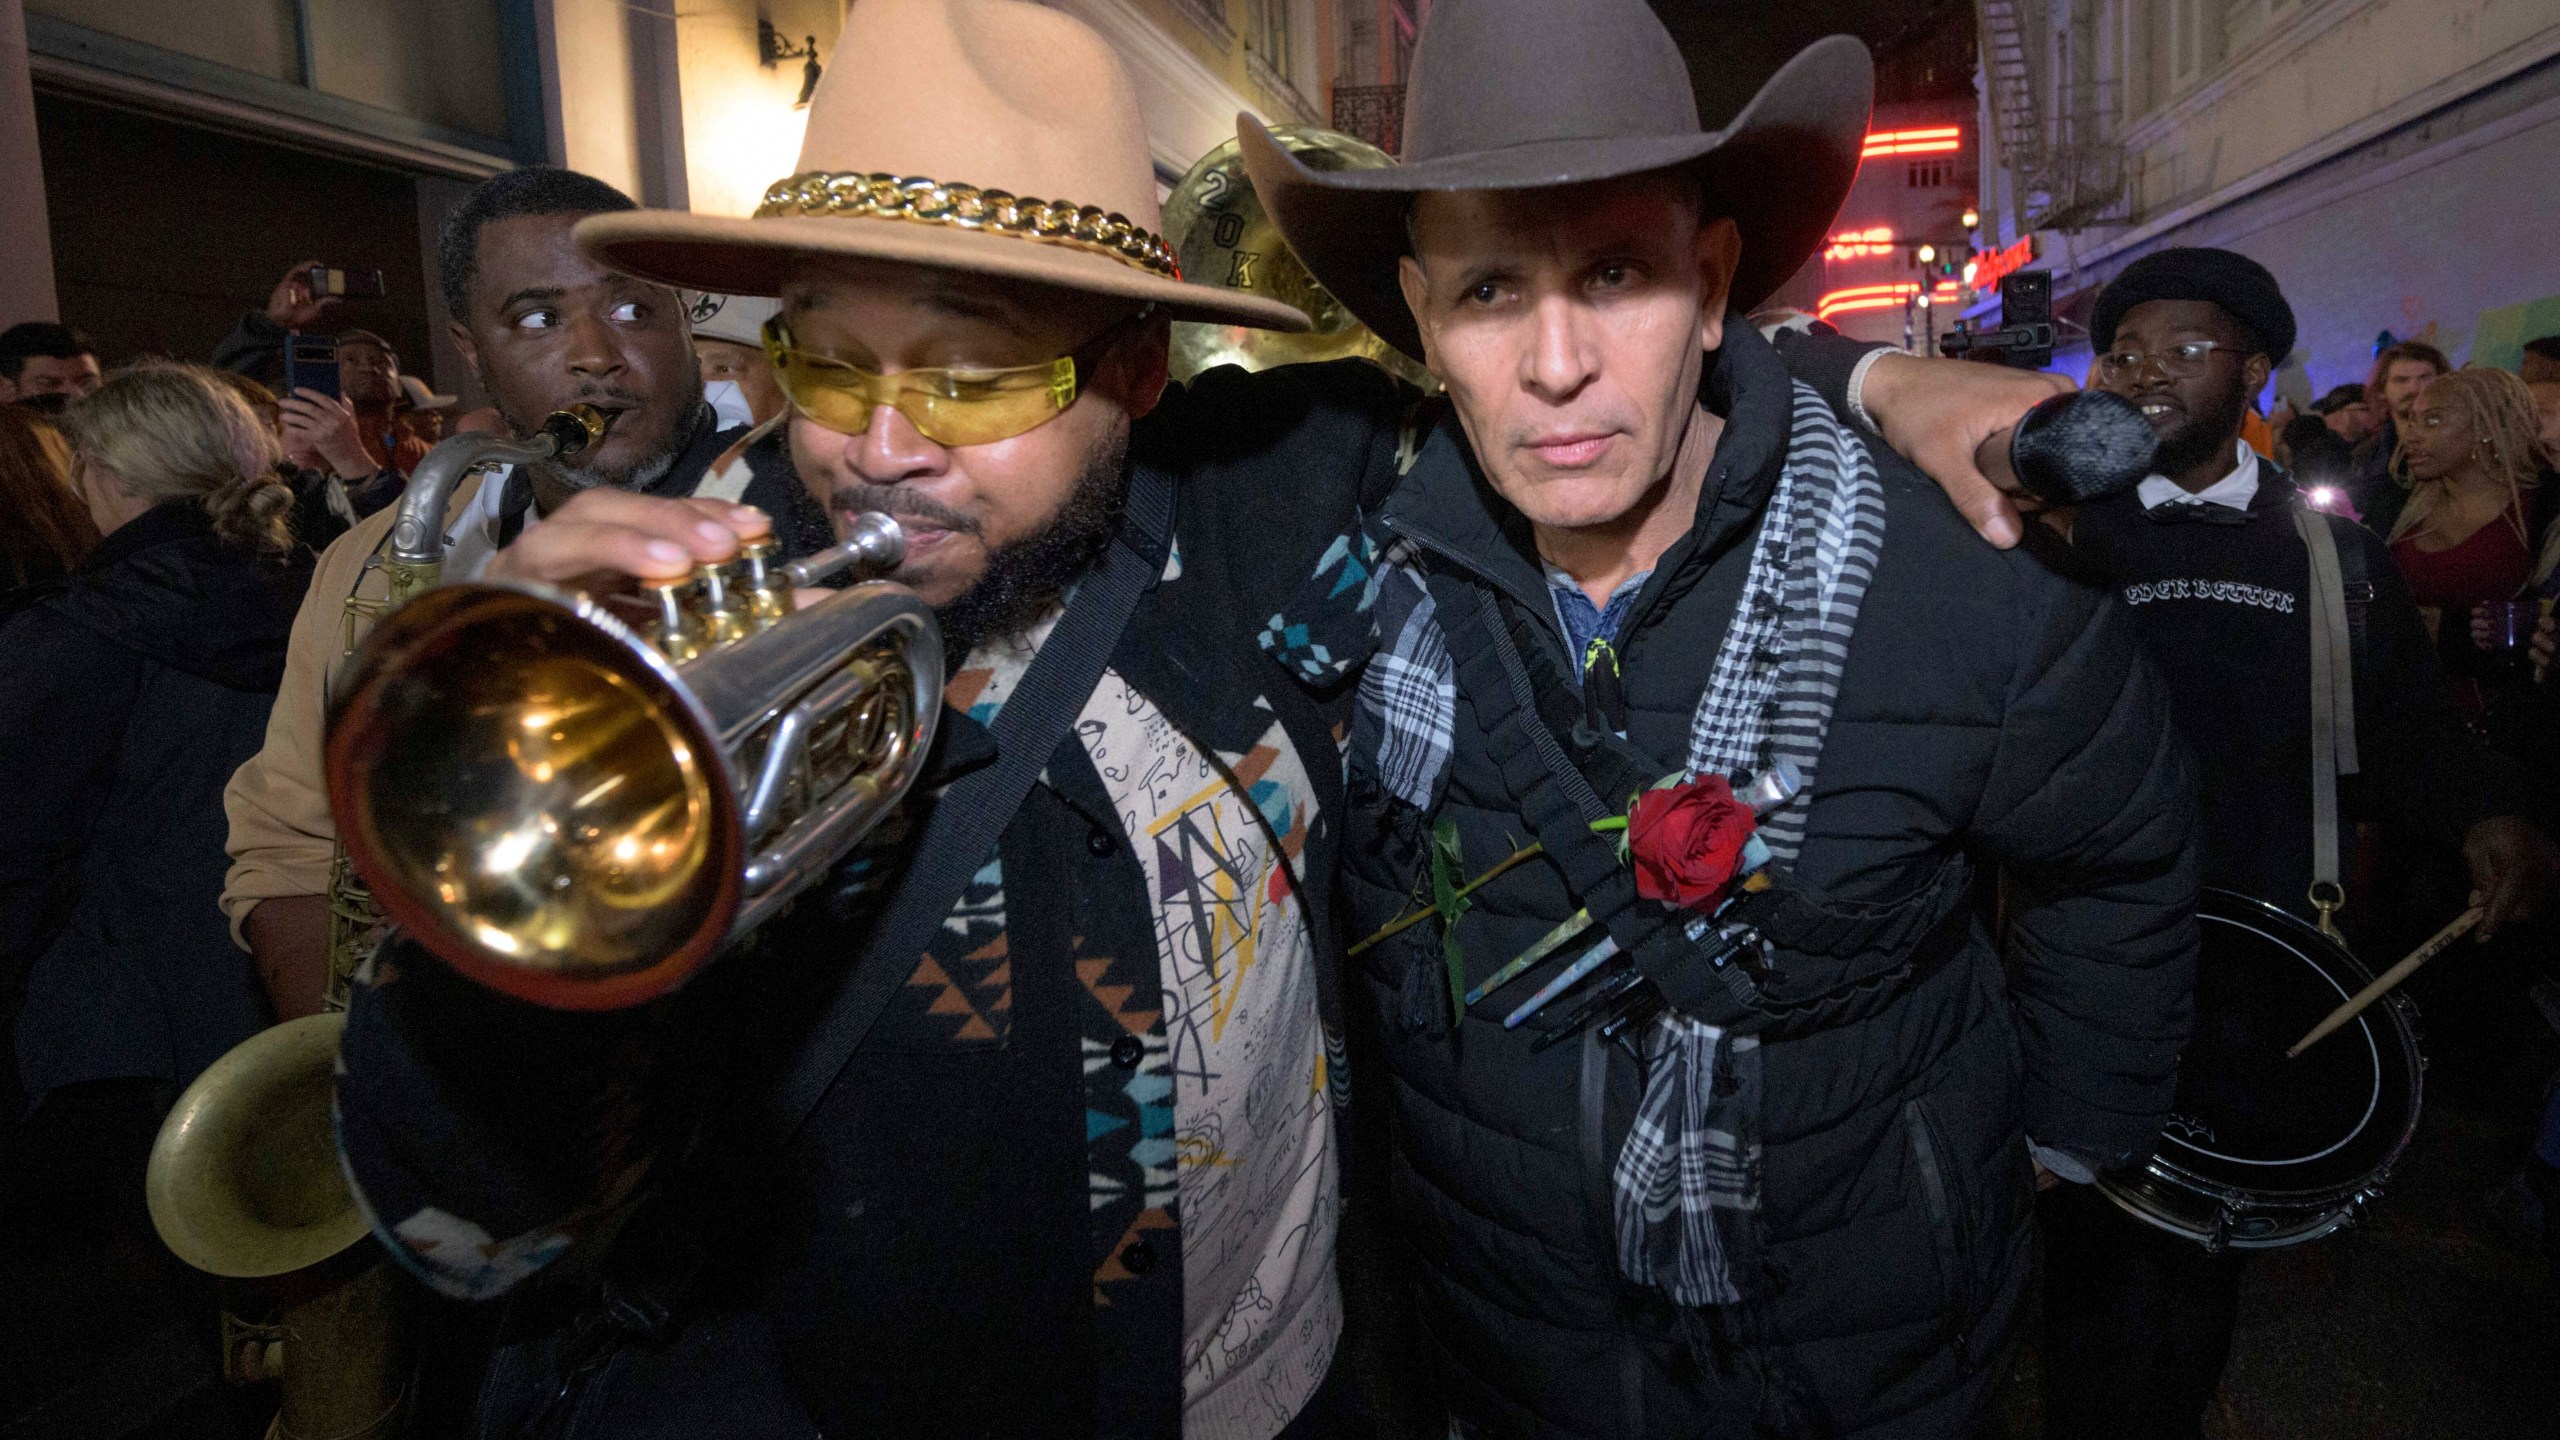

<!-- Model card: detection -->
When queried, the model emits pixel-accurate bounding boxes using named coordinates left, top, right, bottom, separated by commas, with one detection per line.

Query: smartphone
left=306, top=266, right=388, bottom=300
left=283, top=333, right=341, bottom=401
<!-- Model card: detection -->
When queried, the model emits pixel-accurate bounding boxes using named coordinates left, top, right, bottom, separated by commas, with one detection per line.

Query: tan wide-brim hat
left=1239, top=0, right=1871, bottom=361
left=579, top=0, right=1306, bottom=333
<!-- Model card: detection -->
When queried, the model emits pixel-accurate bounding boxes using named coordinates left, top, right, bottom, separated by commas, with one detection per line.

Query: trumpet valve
left=739, top=537, right=791, bottom=628
left=643, top=573, right=707, bottom=662
left=699, top=560, right=755, bottom=646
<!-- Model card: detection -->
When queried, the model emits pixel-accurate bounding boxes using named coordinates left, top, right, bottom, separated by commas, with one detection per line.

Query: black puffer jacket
left=0, top=503, right=307, bottom=1115
left=1336, top=326, right=2199, bottom=1438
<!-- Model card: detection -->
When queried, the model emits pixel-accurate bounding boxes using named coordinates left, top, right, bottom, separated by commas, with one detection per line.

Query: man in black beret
left=2048, top=246, right=2558, bottom=1439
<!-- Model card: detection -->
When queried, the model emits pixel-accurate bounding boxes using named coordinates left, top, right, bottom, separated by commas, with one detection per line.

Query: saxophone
left=320, top=407, right=615, bottom=1008
left=147, top=409, right=613, bottom=1439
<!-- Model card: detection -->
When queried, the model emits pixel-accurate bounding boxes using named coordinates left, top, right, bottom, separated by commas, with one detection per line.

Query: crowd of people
left=2, top=1, right=2558, bottom=1437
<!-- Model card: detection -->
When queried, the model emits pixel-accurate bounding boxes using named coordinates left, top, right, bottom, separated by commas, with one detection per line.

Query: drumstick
left=2287, top=907, right=2482, bottom=1059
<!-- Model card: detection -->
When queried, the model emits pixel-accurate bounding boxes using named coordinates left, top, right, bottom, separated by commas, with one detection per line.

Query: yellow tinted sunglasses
left=760, top=308, right=1148, bottom=447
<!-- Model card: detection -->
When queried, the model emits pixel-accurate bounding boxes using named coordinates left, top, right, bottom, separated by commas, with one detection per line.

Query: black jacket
left=0, top=503, right=308, bottom=1115
left=2345, top=420, right=2410, bottom=538
left=2072, top=467, right=2529, bottom=918
left=1333, top=324, right=2199, bottom=1439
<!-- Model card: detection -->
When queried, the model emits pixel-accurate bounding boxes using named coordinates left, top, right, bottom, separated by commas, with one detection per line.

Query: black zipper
left=1902, top=1097, right=1975, bottom=1357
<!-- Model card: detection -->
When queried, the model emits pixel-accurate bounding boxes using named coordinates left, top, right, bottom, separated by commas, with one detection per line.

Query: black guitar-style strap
left=774, top=464, right=1176, bottom=1135
left=1420, top=569, right=1763, bottom=1025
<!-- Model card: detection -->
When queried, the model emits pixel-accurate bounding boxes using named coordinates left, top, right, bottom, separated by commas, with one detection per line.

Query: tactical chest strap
left=1421, top=568, right=1765, bottom=1024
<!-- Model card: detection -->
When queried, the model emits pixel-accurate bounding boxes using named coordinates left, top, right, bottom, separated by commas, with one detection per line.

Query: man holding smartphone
left=272, top=329, right=430, bottom=514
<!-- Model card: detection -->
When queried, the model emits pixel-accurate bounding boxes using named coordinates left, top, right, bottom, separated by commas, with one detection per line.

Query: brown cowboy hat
left=577, top=0, right=1305, bottom=333
left=1237, top=0, right=1872, bottom=361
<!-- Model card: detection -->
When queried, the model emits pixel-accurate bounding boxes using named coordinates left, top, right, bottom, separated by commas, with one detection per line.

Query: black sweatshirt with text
left=2069, top=469, right=2530, bottom=918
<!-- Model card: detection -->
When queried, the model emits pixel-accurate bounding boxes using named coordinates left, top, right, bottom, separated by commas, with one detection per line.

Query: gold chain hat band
left=755, top=171, right=1181, bottom=280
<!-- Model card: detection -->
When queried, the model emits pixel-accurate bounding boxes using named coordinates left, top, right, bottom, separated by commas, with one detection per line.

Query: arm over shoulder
left=1968, top=542, right=2201, bottom=1172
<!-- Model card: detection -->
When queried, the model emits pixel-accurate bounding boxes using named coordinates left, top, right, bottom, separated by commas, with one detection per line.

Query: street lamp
left=1961, top=208, right=1979, bottom=231
left=1917, top=243, right=1937, bottom=264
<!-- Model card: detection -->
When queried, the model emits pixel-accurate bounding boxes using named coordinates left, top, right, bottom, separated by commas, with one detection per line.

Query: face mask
left=704, top=379, right=756, bottom=433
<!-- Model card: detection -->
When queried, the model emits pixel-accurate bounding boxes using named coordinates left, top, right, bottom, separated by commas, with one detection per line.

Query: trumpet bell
left=327, top=568, right=940, bottom=1012
left=327, top=582, right=743, bottom=1011
left=147, top=1012, right=368, bottom=1279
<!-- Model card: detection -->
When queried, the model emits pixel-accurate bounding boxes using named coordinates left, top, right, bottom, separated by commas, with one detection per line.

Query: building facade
left=1967, top=0, right=2560, bottom=385
left=0, top=0, right=1332, bottom=399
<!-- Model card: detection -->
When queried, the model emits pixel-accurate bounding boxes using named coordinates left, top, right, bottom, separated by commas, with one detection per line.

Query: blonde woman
left=2388, top=368, right=2545, bottom=633
left=0, top=364, right=311, bottom=1194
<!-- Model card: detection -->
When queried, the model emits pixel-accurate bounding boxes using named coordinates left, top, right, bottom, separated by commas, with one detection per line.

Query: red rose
left=1628, top=775, right=1756, bottom=910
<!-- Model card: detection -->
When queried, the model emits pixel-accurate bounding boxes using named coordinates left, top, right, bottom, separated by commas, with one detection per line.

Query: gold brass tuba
left=323, top=482, right=941, bottom=1011
left=1160, top=126, right=1432, bottom=389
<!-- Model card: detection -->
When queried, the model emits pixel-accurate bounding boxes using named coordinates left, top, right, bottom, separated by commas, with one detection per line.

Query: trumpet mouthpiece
left=784, top=513, right=908, bottom=589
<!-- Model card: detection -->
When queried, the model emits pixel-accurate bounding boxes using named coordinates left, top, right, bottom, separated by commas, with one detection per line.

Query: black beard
left=931, top=428, right=1131, bottom=658
left=2154, top=382, right=2249, bottom=479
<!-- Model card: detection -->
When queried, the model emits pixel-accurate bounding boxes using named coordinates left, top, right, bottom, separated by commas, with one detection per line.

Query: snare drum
left=2098, top=889, right=2424, bottom=1251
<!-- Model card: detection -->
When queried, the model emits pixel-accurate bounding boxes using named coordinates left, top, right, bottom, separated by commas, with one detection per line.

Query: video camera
left=1941, top=270, right=2054, bottom=369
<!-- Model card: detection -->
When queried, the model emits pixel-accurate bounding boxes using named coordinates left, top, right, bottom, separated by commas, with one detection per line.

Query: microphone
left=1975, top=389, right=2160, bottom=508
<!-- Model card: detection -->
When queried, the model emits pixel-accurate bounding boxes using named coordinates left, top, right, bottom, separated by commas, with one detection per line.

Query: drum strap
left=2295, top=506, right=2361, bottom=941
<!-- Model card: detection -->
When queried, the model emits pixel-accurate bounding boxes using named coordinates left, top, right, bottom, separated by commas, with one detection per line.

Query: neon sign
left=1862, top=126, right=1961, bottom=158
left=1824, top=225, right=1896, bottom=262
left=1816, top=282, right=1921, bottom=322
left=1814, top=280, right=1966, bottom=325
left=1970, top=234, right=2040, bottom=290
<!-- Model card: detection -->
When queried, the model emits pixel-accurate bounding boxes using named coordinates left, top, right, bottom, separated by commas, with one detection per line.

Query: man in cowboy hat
left=1232, top=0, right=2198, bottom=1434
left=327, top=1, right=2125, bottom=1434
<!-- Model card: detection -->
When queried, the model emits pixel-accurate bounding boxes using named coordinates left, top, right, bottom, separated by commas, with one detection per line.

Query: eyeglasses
left=761, top=307, right=1150, bottom=447
left=2096, top=339, right=2233, bottom=387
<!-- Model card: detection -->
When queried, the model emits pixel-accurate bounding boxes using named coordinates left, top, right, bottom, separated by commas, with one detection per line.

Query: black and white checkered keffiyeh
left=1616, top=381, right=1885, bottom=1306
left=1349, top=536, right=1455, bottom=812
left=1613, top=1014, right=1762, bottom=1305
left=1680, top=381, right=1887, bottom=863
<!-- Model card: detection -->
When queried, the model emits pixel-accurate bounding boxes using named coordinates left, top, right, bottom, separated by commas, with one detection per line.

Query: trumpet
left=324, top=511, right=942, bottom=1009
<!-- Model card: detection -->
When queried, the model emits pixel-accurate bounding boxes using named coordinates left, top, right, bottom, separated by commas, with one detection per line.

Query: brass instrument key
left=643, top=572, right=706, bottom=661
